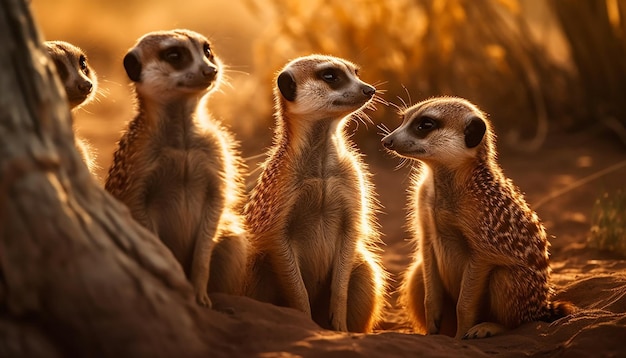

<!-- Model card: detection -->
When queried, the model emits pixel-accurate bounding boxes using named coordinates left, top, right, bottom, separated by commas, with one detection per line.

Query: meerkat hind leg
left=345, top=255, right=389, bottom=333
left=244, top=255, right=285, bottom=306
left=206, top=233, right=247, bottom=314
left=346, top=260, right=377, bottom=332
left=403, top=261, right=457, bottom=336
left=462, top=267, right=521, bottom=339
left=208, top=232, right=247, bottom=295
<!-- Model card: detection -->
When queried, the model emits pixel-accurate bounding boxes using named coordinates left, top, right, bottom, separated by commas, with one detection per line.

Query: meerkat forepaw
left=459, top=322, right=504, bottom=340
left=195, top=291, right=213, bottom=309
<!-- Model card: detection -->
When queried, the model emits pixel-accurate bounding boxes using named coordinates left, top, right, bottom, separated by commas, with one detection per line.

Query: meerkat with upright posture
left=45, top=40, right=98, bottom=174
left=244, top=55, right=387, bottom=333
left=381, top=97, right=574, bottom=339
left=105, top=30, right=248, bottom=308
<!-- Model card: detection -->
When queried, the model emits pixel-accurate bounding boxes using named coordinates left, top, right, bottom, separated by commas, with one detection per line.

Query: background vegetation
left=32, top=0, right=626, bottom=156
left=31, top=0, right=625, bottom=253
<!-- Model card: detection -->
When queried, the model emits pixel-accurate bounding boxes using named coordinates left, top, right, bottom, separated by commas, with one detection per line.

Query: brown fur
left=105, top=30, right=248, bottom=308
left=44, top=40, right=98, bottom=174
left=243, top=55, right=387, bottom=333
left=382, top=96, right=574, bottom=339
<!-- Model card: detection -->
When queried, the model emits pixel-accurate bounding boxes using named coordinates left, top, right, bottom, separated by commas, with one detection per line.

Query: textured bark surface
left=0, top=1, right=232, bottom=357
left=550, top=0, right=626, bottom=135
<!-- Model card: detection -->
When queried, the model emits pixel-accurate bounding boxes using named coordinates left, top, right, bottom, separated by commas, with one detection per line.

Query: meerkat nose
left=362, top=85, right=376, bottom=98
left=202, top=65, right=218, bottom=80
left=77, top=80, right=93, bottom=94
left=381, top=135, right=394, bottom=149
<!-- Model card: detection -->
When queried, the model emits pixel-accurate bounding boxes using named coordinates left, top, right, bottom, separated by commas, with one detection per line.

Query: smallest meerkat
left=45, top=40, right=99, bottom=174
left=382, top=96, right=573, bottom=339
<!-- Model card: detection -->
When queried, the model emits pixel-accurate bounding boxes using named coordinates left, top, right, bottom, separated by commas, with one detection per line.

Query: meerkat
left=381, top=96, right=574, bottom=339
left=44, top=40, right=99, bottom=174
left=243, top=54, right=387, bottom=333
left=104, top=29, right=248, bottom=308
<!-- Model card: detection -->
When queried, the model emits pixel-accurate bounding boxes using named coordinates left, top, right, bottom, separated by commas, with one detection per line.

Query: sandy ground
left=75, top=99, right=626, bottom=356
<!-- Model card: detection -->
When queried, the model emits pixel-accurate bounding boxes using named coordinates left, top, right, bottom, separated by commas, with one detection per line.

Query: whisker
left=395, top=158, right=410, bottom=171
left=243, top=152, right=267, bottom=163
left=353, top=111, right=372, bottom=129
left=402, top=84, right=413, bottom=106
left=376, top=123, right=391, bottom=136
left=396, top=95, right=408, bottom=110
left=371, top=80, right=389, bottom=88
left=387, top=100, right=403, bottom=112
left=373, top=95, right=390, bottom=107
left=223, top=68, right=251, bottom=76
left=246, top=162, right=265, bottom=177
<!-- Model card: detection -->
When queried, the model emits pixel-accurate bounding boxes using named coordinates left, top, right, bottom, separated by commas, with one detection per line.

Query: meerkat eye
left=203, top=43, right=212, bottom=59
left=412, top=116, right=438, bottom=134
left=319, top=68, right=341, bottom=83
left=79, top=55, right=89, bottom=74
left=162, top=47, right=182, bottom=64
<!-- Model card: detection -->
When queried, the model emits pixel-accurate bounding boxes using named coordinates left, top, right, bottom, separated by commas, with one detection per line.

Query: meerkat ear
left=123, top=51, right=142, bottom=82
left=277, top=70, right=296, bottom=101
left=464, top=116, right=486, bottom=148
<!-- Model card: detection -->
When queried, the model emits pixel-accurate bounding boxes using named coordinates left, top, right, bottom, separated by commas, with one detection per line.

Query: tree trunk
left=0, top=1, right=234, bottom=356
left=550, top=0, right=626, bottom=134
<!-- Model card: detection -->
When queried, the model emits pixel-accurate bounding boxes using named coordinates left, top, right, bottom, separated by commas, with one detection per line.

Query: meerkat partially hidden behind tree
left=381, top=96, right=574, bottom=339
left=244, top=55, right=387, bottom=333
left=105, top=30, right=248, bottom=308
left=45, top=40, right=99, bottom=174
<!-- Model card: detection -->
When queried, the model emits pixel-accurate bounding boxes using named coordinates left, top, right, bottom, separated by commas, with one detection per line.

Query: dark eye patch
left=159, top=45, right=192, bottom=70
left=410, top=115, right=439, bottom=138
left=52, top=59, right=69, bottom=81
left=317, top=67, right=346, bottom=90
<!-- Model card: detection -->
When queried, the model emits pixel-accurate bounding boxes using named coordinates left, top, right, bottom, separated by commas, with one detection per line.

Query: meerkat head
left=123, top=29, right=221, bottom=101
left=382, top=97, right=494, bottom=167
left=275, top=54, right=376, bottom=121
left=44, top=41, right=97, bottom=109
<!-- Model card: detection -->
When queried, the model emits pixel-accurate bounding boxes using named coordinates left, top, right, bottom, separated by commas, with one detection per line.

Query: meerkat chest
left=284, top=159, right=359, bottom=264
left=144, top=134, right=225, bottom=215
left=430, top=184, right=471, bottom=298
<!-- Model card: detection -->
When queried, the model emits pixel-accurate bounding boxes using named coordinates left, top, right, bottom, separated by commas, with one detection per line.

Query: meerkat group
left=47, top=29, right=572, bottom=337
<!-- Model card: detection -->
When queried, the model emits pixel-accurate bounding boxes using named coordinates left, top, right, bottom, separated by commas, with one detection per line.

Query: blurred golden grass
left=244, top=0, right=576, bottom=155
left=31, top=0, right=579, bottom=177
left=589, top=190, right=626, bottom=258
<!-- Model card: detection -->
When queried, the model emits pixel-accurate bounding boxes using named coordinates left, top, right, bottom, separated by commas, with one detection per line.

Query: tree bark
left=550, top=0, right=626, bottom=131
left=0, top=1, right=234, bottom=356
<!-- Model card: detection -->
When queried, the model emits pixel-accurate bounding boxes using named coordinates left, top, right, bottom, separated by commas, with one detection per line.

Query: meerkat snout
left=362, top=85, right=376, bottom=97
left=76, top=79, right=93, bottom=95
left=381, top=136, right=394, bottom=149
left=201, top=63, right=218, bottom=80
